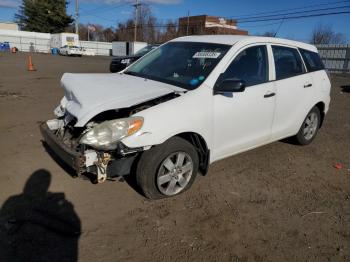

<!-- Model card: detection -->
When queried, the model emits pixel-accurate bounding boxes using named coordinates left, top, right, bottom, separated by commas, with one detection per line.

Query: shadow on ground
left=0, top=170, right=81, bottom=262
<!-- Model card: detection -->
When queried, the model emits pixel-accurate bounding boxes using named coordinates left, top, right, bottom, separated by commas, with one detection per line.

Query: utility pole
left=87, top=24, right=90, bottom=41
left=75, top=0, right=79, bottom=34
left=186, top=11, right=190, bottom=36
left=133, top=0, right=140, bottom=42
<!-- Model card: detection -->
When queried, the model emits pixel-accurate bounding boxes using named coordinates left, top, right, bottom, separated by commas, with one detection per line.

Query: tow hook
left=95, top=153, right=111, bottom=183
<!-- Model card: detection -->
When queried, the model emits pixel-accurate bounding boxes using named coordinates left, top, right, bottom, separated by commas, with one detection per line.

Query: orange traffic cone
left=27, top=55, right=36, bottom=71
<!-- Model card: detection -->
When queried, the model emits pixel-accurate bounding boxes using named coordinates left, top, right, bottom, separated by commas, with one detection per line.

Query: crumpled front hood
left=60, top=73, right=184, bottom=127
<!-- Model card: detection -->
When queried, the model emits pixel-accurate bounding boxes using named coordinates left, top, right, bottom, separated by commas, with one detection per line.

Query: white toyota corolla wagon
left=41, top=35, right=331, bottom=199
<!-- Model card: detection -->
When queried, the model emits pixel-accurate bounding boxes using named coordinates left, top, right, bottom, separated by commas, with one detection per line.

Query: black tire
left=295, top=106, right=321, bottom=145
left=136, top=137, right=199, bottom=199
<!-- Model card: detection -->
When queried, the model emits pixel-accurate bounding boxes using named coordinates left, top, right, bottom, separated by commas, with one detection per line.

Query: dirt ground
left=0, top=52, right=349, bottom=262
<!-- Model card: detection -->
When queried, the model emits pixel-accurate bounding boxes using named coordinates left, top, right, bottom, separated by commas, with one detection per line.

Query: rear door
left=299, top=48, right=331, bottom=95
left=271, top=45, right=314, bottom=139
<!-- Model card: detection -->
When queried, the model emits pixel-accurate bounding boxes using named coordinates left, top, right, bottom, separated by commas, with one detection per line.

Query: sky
left=0, top=0, right=349, bottom=42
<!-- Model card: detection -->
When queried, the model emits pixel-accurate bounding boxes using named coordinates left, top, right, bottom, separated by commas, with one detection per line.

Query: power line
left=242, top=22, right=283, bottom=28
left=116, top=11, right=350, bottom=30
left=236, top=5, right=350, bottom=22
left=113, top=3, right=350, bottom=29
left=79, top=2, right=129, bottom=16
left=83, top=13, right=123, bottom=23
left=74, top=1, right=350, bottom=37
left=230, top=0, right=350, bottom=19
left=148, top=1, right=350, bottom=25
left=237, top=10, right=350, bottom=23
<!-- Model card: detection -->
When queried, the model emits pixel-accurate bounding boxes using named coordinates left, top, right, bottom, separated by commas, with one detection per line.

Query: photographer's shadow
left=0, top=169, right=81, bottom=262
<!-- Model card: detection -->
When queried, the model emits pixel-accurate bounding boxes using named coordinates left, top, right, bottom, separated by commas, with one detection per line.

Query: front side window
left=299, top=49, right=325, bottom=72
left=219, top=45, right=269, bottom=87
left=272, top=46, right=305, bottom=80
left=125, top=42, right=231, bottom=90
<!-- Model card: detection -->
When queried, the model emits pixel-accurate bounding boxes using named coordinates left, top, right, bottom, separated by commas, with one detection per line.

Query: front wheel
left=295, top=106, right=321, bottom=145
left=136, top=137, right=199, bottom=199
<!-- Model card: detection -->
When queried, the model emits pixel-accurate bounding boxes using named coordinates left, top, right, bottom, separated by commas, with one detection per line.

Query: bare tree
left=65, top=23, right=88, bottom=40
left=103, top=27, right=116, bottom=42
left=310, top=23, right=346, bottom=45
left=135, top=4, right=158, bottom=43
left=159, top=20, right=178, bottom=42
left=114, top=4, right=160, bottom=43
left=115, top=19, right=135, bottom=42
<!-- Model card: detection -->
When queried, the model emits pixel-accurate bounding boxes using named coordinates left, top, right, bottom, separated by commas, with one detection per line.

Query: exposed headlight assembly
left=80, top=117, right=143, bottom=150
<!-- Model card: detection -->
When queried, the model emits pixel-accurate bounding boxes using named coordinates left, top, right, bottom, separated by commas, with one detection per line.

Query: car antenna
left=274, top=16, right=285, bottom=37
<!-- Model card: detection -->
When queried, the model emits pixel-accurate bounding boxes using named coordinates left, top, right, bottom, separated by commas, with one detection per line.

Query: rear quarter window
left=299, top=49, right=325, bottom=72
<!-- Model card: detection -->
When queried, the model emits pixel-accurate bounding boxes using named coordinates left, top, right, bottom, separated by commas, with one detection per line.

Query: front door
left=212, top=45, right=276, bottom=161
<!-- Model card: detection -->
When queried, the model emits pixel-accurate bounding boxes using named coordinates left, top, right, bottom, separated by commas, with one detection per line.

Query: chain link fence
left=80, top=41, right=112, bottom=56
left=316, top=44, right=350, bottom=73
left=0, top=31, right=112, bottom=56
left=0, top=34, right=51, bottom=53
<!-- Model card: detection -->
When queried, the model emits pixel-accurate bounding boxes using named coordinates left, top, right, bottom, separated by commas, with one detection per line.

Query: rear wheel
left=136, top=137, right=199, bottom=199
left=295, top=106, right=321, bottom=145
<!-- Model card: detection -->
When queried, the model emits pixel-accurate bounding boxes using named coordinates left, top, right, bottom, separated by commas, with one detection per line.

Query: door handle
left=304, top=83, right=312, bottom=88
left=264, top=92, right=275, bottom=98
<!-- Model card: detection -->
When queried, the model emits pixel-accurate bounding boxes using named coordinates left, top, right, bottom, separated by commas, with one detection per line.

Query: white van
left=41, top=35, right=331, bottom=199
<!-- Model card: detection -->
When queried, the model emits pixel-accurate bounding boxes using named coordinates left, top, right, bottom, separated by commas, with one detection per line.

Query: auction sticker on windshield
left=193, top=52, right=221, bottom=59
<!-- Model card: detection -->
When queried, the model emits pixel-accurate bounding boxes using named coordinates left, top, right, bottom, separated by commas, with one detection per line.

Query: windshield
left=125, top=42, right=231, bottom=90
left=135, top=45, right=156, bottom=56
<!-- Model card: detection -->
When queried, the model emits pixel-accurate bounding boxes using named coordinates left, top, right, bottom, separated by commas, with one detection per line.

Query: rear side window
left=272, top=46, right=305, bottom=80
left=220, top=45, right=269, bottom=87
left=299, top=49, right=325, bottom=72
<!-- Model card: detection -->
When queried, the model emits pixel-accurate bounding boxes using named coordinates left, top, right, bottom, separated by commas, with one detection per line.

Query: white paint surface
left=57, top=35, right=331, bottom=164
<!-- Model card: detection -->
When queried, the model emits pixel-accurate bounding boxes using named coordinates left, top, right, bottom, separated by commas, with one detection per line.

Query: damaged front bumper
left=40, top=122, right=139, bottom=182
left=40, top=122, right=85, bottom=173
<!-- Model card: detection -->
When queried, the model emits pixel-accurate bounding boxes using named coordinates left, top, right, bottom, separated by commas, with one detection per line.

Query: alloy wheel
left=303, top=112, right=319, bottom=140
left=157, top=151, right=193, bottom=196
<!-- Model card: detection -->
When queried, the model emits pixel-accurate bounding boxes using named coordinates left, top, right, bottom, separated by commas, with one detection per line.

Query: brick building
left=178, top=15, right=248, bottom=36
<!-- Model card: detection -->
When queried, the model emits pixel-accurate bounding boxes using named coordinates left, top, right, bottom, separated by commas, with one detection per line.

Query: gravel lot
left=0, top=53, right=349, bottom=262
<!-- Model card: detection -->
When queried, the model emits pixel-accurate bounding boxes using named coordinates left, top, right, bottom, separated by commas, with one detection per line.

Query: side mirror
left=213, top=78, right=246, bottom=95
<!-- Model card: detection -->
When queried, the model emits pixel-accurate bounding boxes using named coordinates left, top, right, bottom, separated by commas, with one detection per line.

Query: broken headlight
left=80, top=117, right=143, bottom=150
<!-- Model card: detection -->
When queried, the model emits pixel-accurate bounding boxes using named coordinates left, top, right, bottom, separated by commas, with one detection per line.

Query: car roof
left=171, top=35, right=317, bottom=52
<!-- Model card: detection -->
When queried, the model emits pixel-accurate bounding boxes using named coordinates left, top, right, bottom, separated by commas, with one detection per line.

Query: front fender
left=122, top=86, right=213, bottom=150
